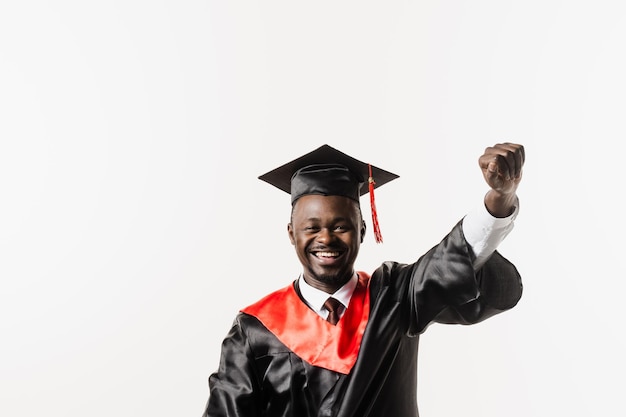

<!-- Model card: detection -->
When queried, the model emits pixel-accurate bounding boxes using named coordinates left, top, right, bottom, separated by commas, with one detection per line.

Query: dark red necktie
left=324, top=297, right=342, bottom=325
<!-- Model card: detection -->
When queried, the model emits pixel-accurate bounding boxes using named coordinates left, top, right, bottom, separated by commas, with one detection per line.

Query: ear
left=360, top=220, right=366, bottom=244
left=287, top=223, right=295, bottom=245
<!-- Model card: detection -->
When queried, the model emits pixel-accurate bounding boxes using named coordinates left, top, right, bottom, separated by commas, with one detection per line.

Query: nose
left=316, top=228, right=335, bottom=244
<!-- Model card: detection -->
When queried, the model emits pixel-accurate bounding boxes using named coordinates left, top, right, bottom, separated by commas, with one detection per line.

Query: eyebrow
left=302, top=216, right=350, bottom=223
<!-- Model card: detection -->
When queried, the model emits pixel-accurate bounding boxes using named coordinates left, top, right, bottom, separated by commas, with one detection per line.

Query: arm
left=463, top=143, right=525, bottom=269
left=405, top=143, right=525, bottom=333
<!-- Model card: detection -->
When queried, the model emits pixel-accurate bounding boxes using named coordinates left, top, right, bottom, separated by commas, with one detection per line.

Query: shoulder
left=368, top=261, right=413, bottom=287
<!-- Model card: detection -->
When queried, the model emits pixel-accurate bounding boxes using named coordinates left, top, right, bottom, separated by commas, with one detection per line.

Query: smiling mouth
left=312, top=251, right=342, bottom=259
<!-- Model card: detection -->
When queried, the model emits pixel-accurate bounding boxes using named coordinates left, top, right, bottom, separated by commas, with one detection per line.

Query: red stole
left=241, top=272, right=371, bottom=375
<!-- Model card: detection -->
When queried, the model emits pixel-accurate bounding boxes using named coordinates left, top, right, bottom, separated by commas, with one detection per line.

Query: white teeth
left=316, top=251, right=339, bottom=257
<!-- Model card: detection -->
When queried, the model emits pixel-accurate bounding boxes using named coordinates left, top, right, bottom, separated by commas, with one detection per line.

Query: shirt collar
left=298, top=273, right=358, bottom=316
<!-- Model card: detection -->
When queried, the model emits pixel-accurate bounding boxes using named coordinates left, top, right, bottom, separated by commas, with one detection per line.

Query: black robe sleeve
left=204, top=316, right=261, bottom=417
left=404, top=219, right=522, bottom=335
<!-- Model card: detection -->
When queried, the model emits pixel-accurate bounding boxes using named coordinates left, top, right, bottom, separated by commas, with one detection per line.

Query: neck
left=302, top=272, right=353, bottom=294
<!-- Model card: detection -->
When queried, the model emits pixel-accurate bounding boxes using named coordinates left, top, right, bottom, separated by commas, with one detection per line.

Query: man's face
left=288, top=194, right=366, bottom=293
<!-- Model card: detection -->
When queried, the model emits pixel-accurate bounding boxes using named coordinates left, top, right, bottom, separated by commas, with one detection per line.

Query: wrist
left=484, top=190, right=517, bottom=218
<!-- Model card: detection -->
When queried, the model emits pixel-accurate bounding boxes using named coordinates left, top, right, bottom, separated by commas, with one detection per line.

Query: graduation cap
left=258, top=144, right=399, bottom=243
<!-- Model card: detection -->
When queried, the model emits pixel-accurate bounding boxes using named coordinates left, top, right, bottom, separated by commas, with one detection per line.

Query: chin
left=313, top=271, right=351, bottom=287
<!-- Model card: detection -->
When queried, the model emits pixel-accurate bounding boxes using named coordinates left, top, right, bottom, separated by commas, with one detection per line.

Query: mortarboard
left=258, top=144, right=399, bottom=243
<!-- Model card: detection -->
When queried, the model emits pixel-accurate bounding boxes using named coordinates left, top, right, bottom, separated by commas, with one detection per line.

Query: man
left=203, top=143, right=525, bottom=417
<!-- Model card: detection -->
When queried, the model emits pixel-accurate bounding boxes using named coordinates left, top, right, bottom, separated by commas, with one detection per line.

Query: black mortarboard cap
left=258, top=144, right=399, bottom=242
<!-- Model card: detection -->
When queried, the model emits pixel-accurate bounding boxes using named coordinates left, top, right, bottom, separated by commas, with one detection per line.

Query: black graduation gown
left=203, top=222, right=522, bottom=417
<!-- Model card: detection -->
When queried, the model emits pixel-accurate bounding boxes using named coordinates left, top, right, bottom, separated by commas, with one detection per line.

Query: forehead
left=292, top=195, right=361, bottom=219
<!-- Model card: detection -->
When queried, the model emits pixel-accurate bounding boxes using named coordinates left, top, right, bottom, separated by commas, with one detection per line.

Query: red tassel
left=368, top=164, right=383, bottom=243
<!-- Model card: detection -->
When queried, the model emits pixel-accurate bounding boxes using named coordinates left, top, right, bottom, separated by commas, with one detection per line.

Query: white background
left=1, top=1, right=624, bottom=416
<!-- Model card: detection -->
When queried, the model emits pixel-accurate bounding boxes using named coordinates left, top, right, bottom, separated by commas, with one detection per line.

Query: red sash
left=241, top=272, right=371, bottom=374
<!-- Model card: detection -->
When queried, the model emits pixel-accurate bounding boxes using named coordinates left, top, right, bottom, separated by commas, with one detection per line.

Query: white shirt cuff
left=462, top=197, right=519, bottom=271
